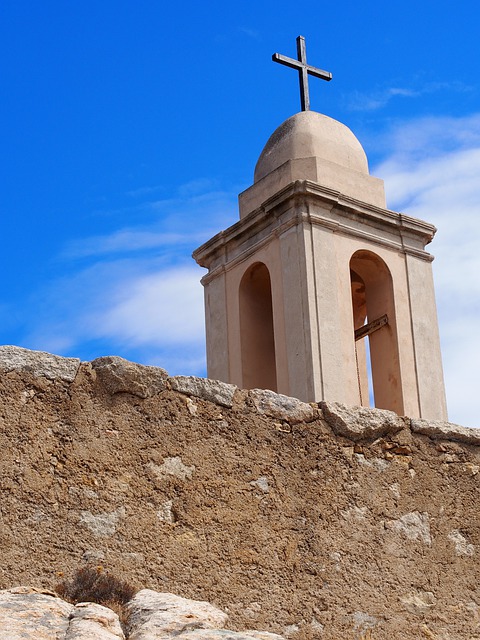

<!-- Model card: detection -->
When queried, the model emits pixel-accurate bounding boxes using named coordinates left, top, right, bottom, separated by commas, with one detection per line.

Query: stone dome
left=254, top=111, right=369, bottom=183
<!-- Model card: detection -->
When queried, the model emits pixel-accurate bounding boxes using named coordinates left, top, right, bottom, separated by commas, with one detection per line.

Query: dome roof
left=254, top=111, right=369, bottom=183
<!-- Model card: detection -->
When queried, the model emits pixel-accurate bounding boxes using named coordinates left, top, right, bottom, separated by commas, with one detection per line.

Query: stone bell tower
left=193, top=37, right=447, bottom=420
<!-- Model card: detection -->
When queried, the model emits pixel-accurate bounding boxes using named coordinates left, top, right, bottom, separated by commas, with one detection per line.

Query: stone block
left=410, top=418, right=480, bottom=445
left=0, top=345, right=80, bottom=382
left=400, top=590, right=436, bottom=615
left=147, top=457, right=195, bottom=481
left=248, top=389, right=316, bottom=424
left=321, top=401, right=405, bottom=441
left=91, top=356, right=168, bottom=399
left=447, top=530, right=475, bottom=556
left=386, top=511, right=431, bottom=545
left=78, top=507, right=125, bottom=538
left=170, top=376, right=237, bottom=408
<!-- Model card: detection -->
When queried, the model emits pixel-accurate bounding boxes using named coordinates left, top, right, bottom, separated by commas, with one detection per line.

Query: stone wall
left=0, top=346, right=479, bottom=639
left=0, top=587, right=284, bottom=639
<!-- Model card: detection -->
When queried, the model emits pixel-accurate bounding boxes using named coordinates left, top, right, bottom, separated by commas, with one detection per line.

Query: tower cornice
left=193, top=180, right=436, bottom=275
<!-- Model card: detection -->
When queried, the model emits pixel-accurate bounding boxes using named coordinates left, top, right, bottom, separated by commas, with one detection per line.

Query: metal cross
left=272, top=36, right=332, bottom=111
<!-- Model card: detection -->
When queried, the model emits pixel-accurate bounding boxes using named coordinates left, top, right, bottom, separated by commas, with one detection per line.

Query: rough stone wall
left=0, top=346, right=479, bottom=639
left=0, top=587, right=284, bottom=639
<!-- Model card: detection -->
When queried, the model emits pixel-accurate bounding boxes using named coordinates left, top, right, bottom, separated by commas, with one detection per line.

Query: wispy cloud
left=126, top=185, right=165, bottom=198
left=24, top=257, right=207, bottom=375
left=373, top=113, right=480, bottom=427
left=346, top=81, right=471, bottom=112
left=20, top=181, right=238, bottom=375
left=347, top=87, right=418, bottom=111
left=64, top=230, right=209, bottom=259
left=238, top=27, right=261, bottom=41
left=62, top=181, right=238, bottom=260
left=375, top=113, right=480, bottom=161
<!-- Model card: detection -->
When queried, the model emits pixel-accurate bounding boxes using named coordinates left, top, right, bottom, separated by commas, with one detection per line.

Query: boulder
left=0, top=587, right=73, bottom=639
left=126, top=590, right=228, bottom=639
left=65, top=602, right=125, bottom=639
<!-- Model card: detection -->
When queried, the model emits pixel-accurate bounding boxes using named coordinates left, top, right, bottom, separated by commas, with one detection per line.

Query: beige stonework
left=194, top=110, right=447, bottom=420
left=0, top=350, right=478, bottom=639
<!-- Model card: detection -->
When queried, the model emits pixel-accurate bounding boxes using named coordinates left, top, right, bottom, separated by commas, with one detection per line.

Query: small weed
left=55, top=566, right=136, bottom=630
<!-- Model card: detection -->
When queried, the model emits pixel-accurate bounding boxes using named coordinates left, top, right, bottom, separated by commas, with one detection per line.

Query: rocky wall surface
left=0, top=587, right=284, bottom=640
left=0, top=346, right=479, bottom=639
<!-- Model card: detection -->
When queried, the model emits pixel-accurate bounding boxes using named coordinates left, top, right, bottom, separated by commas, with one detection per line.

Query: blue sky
left=1, top=1, right=479, bottom=426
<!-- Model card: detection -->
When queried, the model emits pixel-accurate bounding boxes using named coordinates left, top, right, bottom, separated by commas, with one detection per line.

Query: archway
left=350, top=250, right=403, bottom=413
left=239, top=262, right=277, bottom=391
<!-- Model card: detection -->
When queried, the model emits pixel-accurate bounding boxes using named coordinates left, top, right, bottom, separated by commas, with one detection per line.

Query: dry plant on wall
left=55, top=565, right=137, bottom=629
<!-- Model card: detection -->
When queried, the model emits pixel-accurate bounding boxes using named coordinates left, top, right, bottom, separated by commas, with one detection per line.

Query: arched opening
left=239, top=262, right=277, bottom=392
left=350, top=251, right=403, bottom=414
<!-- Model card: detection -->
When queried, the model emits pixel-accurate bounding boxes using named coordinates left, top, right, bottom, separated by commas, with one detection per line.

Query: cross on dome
left=272, top=35, right=332, bottom=111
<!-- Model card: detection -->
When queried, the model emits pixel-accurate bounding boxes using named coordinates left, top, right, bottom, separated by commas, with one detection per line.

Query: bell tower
left=193, top=38, right=447, bottom=420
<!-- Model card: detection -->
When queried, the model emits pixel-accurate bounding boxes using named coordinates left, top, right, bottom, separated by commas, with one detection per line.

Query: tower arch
left=239, top=262, right=277, bottom=392
left=350, top=250, right=403, bottom=414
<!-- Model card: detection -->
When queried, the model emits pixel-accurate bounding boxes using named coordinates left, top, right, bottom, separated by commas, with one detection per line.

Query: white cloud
left=23, top=259, right=207, bottom=376
left=374, top=114, right=480, bottom=427
left=93, top=266, right=205, bottom=347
